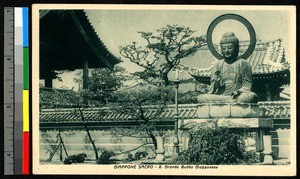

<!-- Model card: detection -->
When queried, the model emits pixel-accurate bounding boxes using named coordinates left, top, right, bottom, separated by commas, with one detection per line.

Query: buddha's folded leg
left=236, top=92, right=258, bottom=103
left=197, top=94, right=234, bottom=103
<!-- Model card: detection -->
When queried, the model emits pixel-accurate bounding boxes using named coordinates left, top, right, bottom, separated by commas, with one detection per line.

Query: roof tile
left=40, top=102, right=290, bottom=126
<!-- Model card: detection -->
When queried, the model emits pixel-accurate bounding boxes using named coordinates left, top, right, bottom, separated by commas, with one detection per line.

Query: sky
left=51, top=7, right=294, bottom=90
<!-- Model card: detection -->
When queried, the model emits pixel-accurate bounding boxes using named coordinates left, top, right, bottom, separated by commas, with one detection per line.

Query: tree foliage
left=119, top=24, right=206, bottom=85
left=74, top=66, right=129, bottom=105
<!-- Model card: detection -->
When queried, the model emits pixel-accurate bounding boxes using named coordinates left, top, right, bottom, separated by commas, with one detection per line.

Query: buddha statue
left=197, top=32, right=258, bottom=103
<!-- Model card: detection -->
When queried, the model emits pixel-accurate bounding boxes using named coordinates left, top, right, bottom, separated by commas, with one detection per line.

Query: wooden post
left=83, top=59, right=89, bottom=89
left=255, top=130, right=264, bottom=152
left=273, top=85, right=281, bottom=101
left=83, top=59, right=89, bottom=105
left=44, top=78, right=53, bottom=88
left=266, top=84, right=271, bottom=101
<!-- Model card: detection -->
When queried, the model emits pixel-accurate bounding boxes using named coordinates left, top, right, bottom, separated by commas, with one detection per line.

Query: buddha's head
left=220, top=32, right=239, bottom=62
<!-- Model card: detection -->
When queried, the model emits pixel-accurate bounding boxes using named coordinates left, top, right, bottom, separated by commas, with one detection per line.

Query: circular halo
left=206, top=13, right=256, bottom=60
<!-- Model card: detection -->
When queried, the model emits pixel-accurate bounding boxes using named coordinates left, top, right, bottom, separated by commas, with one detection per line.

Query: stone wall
left=40, top=127, right=289, bottom=163
left=39, top=129, right=179, bottom=162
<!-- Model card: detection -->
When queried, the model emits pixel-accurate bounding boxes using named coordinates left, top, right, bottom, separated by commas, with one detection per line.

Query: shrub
left=63, top=153, right=87, bottom=164
left=125, top=153, right=134, bottom=162
left=177, top=122, right=259, bottom=165
left=97, top=150, right=114, bottom=164
left=63, top=158, right=72, bottom=165
left=134, top=151, right=148, bottom=160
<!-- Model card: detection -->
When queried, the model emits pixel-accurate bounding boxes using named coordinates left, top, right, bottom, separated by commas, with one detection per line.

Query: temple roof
left=40, top=10, right=121, bottom=79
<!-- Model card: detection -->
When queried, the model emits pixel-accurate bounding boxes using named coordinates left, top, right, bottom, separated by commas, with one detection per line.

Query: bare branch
left=120, top=25, right=206, bottom=85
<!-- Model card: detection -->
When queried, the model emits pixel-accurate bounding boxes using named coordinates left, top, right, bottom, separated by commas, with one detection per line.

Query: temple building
left=39, top=10, right=120, bottom=88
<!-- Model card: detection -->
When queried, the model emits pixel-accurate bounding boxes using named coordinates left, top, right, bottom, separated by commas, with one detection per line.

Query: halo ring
left=206, top=14, right=256, bottom=60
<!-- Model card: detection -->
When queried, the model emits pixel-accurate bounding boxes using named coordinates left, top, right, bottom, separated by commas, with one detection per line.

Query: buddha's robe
left=197, top=59, right=257, bottom=103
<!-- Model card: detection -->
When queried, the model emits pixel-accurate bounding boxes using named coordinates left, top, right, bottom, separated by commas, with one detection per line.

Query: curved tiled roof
left=40, top=104, right=199, bottom=123
left=40, top=102, right=290, bottom=128
left=258, top=101, right=290, bottom=119
left=72, top=10, right=121, bottom=69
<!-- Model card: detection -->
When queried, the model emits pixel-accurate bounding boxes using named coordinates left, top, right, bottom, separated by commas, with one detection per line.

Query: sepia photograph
left=32, top=4, right=296, bottom=176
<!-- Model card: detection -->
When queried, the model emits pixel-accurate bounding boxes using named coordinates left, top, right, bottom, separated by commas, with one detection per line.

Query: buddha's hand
left=231, top=91, right=241, bottom=99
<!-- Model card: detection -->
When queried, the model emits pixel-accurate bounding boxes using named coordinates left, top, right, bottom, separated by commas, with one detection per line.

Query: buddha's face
left=221, top=43, right=238, bottom=61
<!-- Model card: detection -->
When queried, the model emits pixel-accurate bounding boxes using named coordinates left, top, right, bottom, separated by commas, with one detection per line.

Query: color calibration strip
left=22, top=7, right=30, bottom=175
left=4, top=7, right=29, bottom=175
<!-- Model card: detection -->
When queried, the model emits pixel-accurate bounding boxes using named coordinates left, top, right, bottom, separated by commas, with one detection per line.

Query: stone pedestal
left=263, top=135, right=273, bottom=164
left=197, top=103, right=260, bottom=118
left=155, top=136, right=165, bottom=161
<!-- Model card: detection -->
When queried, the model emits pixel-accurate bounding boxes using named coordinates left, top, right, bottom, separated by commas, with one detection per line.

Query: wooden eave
left=39, top=10, right=121, bottom=79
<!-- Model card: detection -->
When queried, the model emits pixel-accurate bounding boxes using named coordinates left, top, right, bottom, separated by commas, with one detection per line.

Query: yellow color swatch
left=23, top=90, right=29, bottom=132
